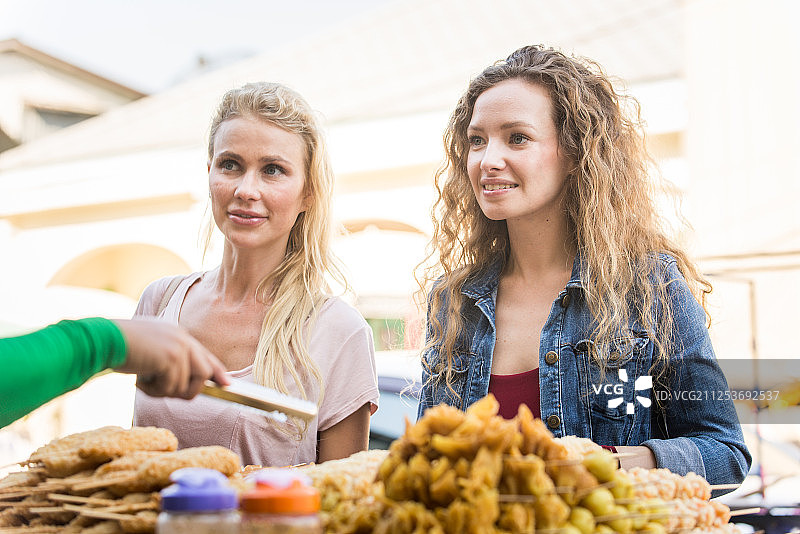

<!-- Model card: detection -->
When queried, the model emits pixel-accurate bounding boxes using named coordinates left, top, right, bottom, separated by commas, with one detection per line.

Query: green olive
left=569, top=506, right=596, bottom=534
left=640, top=522, right=667, bottom=534
left=609, top=470, right=633, bottom=500
left=603, top=505, right=633, bottom=534
left=582, top=450, right=617, bottom=482
left=580, top=487, right=615, bottom=516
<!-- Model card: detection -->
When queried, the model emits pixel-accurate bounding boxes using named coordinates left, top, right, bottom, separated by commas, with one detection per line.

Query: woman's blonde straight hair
left=205, top=82, right=347, bottom=425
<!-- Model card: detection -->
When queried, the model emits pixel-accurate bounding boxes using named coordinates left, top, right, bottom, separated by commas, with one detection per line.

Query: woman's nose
left=234, top=170, right=261, bottom=200
left=480, top=141, right=506, bottom=172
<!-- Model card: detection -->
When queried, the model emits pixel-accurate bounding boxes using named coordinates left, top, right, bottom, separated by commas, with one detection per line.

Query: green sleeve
left=0, top=318, right=128, bottom=428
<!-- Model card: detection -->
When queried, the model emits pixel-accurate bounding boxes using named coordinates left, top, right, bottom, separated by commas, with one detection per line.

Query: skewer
left=99, top=502, right=157, bottom=514
left=498, top=491, right=680, bottom=506
left=70, top=473, right=136, bottom=492
left=729, top=507, right=762, bottom=516
left=0, top=487, right=57, bottom=500
left=61, top=504, right=138, bottom=522
left=0, top=501, right=51, bottom=508
left=47, top=493, right=118, bottom=506
left=595, top=511, right=680, bottom=522
left=708, top=483, right=741, bottom=490
left=499, top=494, right=535, bottom=503
left=0, top=461, right=26, bottom=470
left=0, top=527, right=61, bottom=534
left=27, top=506, right=70, bottom=514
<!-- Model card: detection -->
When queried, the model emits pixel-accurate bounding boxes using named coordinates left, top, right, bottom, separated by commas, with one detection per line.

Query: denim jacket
left=417, top=254, right=751, bottom=489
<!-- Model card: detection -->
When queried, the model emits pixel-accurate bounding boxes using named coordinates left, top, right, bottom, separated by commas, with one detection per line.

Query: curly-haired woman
left=417, top=45, right=749, bottom=489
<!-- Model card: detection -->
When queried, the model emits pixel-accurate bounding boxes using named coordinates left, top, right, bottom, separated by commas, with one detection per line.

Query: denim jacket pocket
left=576, top=331, right=650, bottom=443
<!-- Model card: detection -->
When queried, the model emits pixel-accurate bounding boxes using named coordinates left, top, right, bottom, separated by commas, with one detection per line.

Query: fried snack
left=369, top=396, right=601, bottom=533
left=99, top=446, right=239, bottom=495
left=225, top=472, right=251, bottom=495
left=92, top=453, right=164, bottom=478
left=62, top=512, right=103, bottom=532
left=556, top=436, right=603, bottom=460
left=136, top=446, right=238, bottom=485
left=625, top=467, right=712, bottom=501
left=0, top=506, right=26, bottom=527
left=239, top=465, right=264, bottom=476
left=515, top=405, right=597, bottom=506
left=497, top=502, right=534, bottom=533
left=96, top=493, right=159, bottom=514
left=63, top=520, right=124, bottom=534
left=373, top=500, right=444, bottom=534
left=322, top=494, right=386, bottom=534
left=657, top=498, right=732, bottom=532
left=118, top=510, right=157, bottom=534
left=500, top=454, right=554, bottom=498
left=296, top=449, right=388, bottom=511
left=0, top=526, right=62, bottom=533
left=78, top=428, right=177, bottom=464
left=24, top=505, right=74, bottom=526
left=26, top=427, right=178, bottom=478
left=0, top=473, right=42, bottom=493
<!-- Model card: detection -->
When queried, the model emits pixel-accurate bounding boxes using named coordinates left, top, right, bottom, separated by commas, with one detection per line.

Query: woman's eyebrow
left=500, top=120, right=536, bottom=130
left=259, top=155, right=292, bottom=165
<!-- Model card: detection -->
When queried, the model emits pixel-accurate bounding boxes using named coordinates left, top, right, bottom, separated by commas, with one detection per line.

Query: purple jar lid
left=160, top=468, right=238, bottom=512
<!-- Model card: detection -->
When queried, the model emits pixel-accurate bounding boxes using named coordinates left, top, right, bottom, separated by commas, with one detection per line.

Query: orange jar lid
left=240, top=469, right=320, bottom=515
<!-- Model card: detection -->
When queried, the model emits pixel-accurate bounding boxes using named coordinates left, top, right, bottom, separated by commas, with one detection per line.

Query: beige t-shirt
left=132, top=273, right=379, bottom=467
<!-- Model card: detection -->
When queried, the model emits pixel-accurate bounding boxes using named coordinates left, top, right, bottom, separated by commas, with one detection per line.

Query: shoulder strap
left=156, top=276, right=184, bottom=317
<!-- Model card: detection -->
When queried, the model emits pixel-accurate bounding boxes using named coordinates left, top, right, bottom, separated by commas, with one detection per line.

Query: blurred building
left=0, top=38, right=144, bottom=154
left=0, top=0, right=798, bottom=503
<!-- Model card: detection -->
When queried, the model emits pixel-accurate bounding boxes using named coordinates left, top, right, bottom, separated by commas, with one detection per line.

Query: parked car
left=369, top=350, right=420, bottom=449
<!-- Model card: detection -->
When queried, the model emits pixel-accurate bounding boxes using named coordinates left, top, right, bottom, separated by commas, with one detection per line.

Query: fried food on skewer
left=71, top=446, right=240, bottom=495
left=26, top=427, right=178, bottom=478
left=130, top=446, right=239, bottom=492
left=296, top=450, right=388, bottom=511
left=0, top=473, right=43, bottom=493
left=118, top=510, right=157, bottom=534
left=92, top=453, right=163, bottom=478
left=556, top=435, right=603, bottom=460
left=27, top=427, right=120, bottom=477
left=63, top=508, right=156, bottom=534
left=78, top=428, right=177, bottom=464
left=625, top=466, right=712, bottom=501
left=62, top=520, right=124, bottom=534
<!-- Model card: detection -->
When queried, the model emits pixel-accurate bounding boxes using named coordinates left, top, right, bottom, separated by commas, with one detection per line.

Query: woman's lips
left=228, top=211, right=267, bottom=225
left=483, top=183, right=517, bottom=191
left=482, top=182, right=518, bottom=196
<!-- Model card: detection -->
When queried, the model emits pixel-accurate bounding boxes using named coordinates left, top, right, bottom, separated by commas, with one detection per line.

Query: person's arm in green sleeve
left=0, top=318, right=229, bottom=428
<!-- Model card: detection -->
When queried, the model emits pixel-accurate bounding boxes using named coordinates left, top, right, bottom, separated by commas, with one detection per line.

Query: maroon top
left=488, top=367, right=540, bottom=420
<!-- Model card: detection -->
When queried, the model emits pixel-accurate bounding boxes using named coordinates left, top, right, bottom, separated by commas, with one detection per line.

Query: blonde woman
left=417, top=45, right=749, bottom=490
left=134, top=82, right=378, bottom=467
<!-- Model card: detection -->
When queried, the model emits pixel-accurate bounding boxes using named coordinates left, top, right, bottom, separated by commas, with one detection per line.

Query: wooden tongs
left=200, top=380, right=318, bottom=421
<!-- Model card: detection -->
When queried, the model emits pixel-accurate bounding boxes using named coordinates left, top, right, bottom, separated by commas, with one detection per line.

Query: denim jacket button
left=546, top=415, right=561, bottom=429
left=545, top=351, right=559, bottom=365
left=609, top=351, right=620, bottom=361
left=561, top=293, right=571, bottom=308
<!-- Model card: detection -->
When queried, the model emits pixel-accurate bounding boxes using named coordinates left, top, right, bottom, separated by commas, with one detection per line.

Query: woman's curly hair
left=419, top=45, right=711, bottom=393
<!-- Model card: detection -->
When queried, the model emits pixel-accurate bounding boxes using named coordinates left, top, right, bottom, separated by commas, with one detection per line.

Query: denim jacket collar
left=461, top=253, right=585, bottom=301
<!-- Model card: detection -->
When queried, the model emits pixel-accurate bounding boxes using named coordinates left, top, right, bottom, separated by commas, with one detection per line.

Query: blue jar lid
left=160, top=468, right=238, bottom=512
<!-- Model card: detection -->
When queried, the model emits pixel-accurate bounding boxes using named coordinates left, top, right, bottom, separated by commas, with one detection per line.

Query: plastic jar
left=157, top=467, right=239, bottom=534
left=240, top=469, right=322, bottom=534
